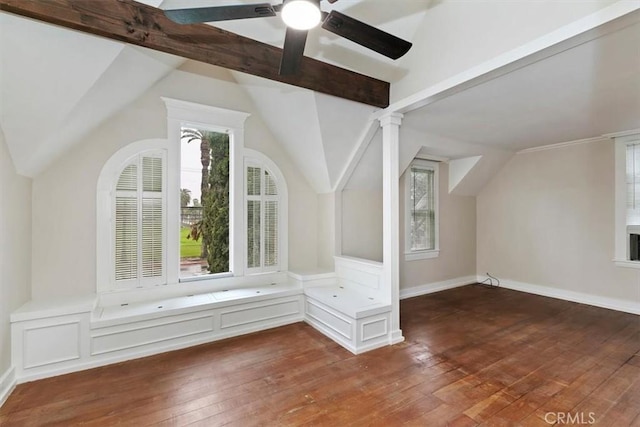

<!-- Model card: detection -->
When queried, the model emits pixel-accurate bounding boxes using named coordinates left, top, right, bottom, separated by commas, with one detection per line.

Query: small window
left=615, top=133, right=640, bottom=267
left=246, top=162, right=280, bottom=272
left=114, top=151, right=166, bottom=287
left=626, top=143, right=640, bottom=226
left=405, top=159, right=439, bottom=261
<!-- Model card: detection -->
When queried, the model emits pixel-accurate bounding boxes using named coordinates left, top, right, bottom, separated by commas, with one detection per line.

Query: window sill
left=180, top=272, right=233, bottom=283
left=613, top=259, right=640, bottom=269
left=405, top=250, right=440, bottom=261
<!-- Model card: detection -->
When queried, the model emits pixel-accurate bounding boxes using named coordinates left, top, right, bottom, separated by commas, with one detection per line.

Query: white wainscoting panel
left=91, top=313, right=215, bottom=356
left=219, top=298, right=301, bottom=330
left=23, top=321, right=81, bottom=369
left=335, top=256, right=383, bottom=293
left=361, top=317, right=388, bottom=342
left=305, top=298, right=353, bottom=340
left=11, top=288, right=304, bottom=384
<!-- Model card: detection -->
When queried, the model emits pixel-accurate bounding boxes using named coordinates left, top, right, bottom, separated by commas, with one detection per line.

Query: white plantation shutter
left=265, top=170, right=277, bottom=196
left=627, top=144, right=640, bottom=225
left=409, top=165, right=436, bottom=251
left=115, top=196, right=138, bottom=280
left=245, top=164, right=279, bottom=272
left=264, top=200, right=278, bottom=267
left=247, top=200, right=261, bottom=269
left=115, top=164, right=138, bottom=280
left=114, top=151, right=166, bottom=286
left=141, top=156, right=163, bottom=279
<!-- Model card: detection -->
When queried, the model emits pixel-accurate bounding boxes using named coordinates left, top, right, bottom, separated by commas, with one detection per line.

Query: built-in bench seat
left=11, top=281, right=304, bottom=382
left=301, top=256, right=392, bottom=354
left=304, top=285, right=389, bottom=319
left=11, top=258, right=394, bottom=382
left=94, top=282, right=302, bottom=327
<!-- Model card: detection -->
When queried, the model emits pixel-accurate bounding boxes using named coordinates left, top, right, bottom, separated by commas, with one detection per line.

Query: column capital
left=378, top=112, right=403, bottom=128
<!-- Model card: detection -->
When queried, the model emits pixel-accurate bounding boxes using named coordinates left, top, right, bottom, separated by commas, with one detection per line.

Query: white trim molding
left=483, top=277, right=640, bottom=315
left=404, top=250, right=440, bottom=262
left=0, top=366, right=16, bottom=408
left=517, top=136, right=607, bottom=154
left=404, top=159, right=439, bottom=260
left=614, top=259, right=640, bottom=270
left=380, top=112, right=404, bottom=347
left=400, top=276, right=476, bottom=300
left=162, top=97, right=250, bottom=279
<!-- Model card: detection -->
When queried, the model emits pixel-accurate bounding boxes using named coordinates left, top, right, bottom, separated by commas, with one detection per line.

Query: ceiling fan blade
left=279, top=27, right=308, bottom=75
left=164, top=4, right=276, bottom=25
left=321, top=10, right=412, bottom=60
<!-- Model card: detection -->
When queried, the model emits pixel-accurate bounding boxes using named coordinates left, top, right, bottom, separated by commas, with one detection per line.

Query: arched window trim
left=96, top=139, right=168, bottom=293
left=97, top=102, right=289, bottom=298
left=244, top=148, right=289, bottom=274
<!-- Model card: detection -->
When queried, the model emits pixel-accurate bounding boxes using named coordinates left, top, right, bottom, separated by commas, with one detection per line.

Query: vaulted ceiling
left=1, top=1, right=639, bottom=196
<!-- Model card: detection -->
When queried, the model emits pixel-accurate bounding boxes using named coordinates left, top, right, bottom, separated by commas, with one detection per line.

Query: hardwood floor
left=2, top=285, right=639, bottom=426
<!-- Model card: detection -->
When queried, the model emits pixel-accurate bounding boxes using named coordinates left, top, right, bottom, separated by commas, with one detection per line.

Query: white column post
left=379, top=112, right=404, bottom=345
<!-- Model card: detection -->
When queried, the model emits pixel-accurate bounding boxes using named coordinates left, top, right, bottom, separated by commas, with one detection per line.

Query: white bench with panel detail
left=301, top=256, right=392, bottom=354
left=11, top=280, right=303, bottom=382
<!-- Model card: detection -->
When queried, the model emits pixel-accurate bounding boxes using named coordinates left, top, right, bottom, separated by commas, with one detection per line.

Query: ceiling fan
left=164, top=0, right=413, bottom=75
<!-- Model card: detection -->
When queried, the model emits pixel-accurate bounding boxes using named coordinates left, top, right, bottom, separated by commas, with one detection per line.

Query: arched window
left=97, top=102, right=288, bottom=296
left=97, top=140, right=167, bottom=292
left=244, top=149, right=288, bottom=273
left=113, top=151, right=166, bottom=286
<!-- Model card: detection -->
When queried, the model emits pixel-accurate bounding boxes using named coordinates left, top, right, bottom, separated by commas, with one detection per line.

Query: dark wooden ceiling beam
left=0, top=0, right=390, bottom=107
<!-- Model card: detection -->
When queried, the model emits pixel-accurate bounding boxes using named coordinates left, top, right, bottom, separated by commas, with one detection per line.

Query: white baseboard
left=400, top=276, right=477, bottom=300
left=389, top=329, right=405, bottom=345
left=478, top=276, right=640, bottom=315
left=0, top=366, right=16, bottom=408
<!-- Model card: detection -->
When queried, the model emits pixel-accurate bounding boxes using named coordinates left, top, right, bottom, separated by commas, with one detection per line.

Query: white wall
left=30, top=61, right=318, bottom=299
left=317, top=192, right=337, bottom=271
left=341, top=130, right=384, bottom=262
left=392, top=0, right=618, bottom=102
left=400, top=162, right=476, bottom=289
left=477, top=139, right=640, bottom=301
left=0, top=130, right=31, bottom=376
left=342, top=189, right=384, bottom=262
left=341, top=159, right=476, bottom=286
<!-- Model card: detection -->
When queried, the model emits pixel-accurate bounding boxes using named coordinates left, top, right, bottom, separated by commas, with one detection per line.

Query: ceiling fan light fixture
left=281, top=0, right=321, bottom=31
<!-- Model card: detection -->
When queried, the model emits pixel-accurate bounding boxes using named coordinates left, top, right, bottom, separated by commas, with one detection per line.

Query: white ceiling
left=0, top=1, right=639, bottom=198
left=0, top=12, right=184, bottom=177
left=402, top=17, right=640, bottom=152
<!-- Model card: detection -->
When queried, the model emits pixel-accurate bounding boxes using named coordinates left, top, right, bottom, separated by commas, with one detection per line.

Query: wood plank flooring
left=1, top=285, right=639, bottom=426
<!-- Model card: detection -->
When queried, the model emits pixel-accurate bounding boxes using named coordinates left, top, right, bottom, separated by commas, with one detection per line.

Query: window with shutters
left=245, top=160, right=281, bottom=272
left=113, top=150, right=166, bottom=287
left=626, top=142, right=640, bottom=227
left=405, top=159, right=439, bottom=261
left=98, top=102, right=288, bottom=294
left=614, top=132, right=640, bottom=267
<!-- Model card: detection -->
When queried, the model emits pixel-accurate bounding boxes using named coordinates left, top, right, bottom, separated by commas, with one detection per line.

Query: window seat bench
left=11, top=257, right=394, bottom=383
left=300, top=256, right=392, bottom=354
left=94, top=282, right=302, bottom=327
left=11, top=282, right=304, bottom=382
